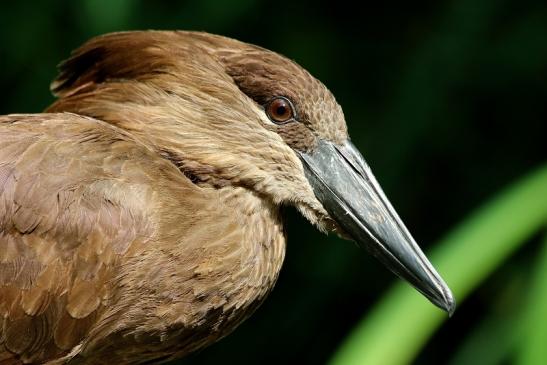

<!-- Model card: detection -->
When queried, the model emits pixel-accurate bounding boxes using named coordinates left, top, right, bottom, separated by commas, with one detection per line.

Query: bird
left=0, top=31, right=454, bottom=364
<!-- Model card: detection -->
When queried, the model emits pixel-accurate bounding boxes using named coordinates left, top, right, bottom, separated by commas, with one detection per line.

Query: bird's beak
left=298, top=139, right=455, bottom=315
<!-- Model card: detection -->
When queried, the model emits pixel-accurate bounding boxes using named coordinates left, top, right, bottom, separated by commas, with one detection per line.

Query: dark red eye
left=266, top=97, right=294, bottom=123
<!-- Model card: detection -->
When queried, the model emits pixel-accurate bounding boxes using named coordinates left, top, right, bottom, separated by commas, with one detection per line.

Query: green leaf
left=517, top=231, right=547, bottom=365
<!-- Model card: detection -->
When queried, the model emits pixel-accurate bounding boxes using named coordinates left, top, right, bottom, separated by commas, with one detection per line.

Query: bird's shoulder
left=0, top=112, right=191, bottom=244
left=0, top=112, right=201, bottom=363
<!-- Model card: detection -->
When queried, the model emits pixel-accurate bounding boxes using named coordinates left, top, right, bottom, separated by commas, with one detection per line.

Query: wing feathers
left=0, top=113, right=163, bottom=362
left=66, top=279, right=100, bottom=319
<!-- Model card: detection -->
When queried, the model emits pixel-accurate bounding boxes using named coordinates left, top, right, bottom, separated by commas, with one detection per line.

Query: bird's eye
left=266, top=97, right=295, bottom=124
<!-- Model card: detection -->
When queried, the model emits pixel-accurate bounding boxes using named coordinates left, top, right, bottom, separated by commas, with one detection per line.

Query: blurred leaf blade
left=517, top=231, right=547, bottom=365
left=329, top=163, right=547, bottom=365
left=448, top=269, right=527, bottom=365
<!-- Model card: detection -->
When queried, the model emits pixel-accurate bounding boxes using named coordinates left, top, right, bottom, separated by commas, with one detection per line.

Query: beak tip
left=439, top=288, right=456, bottom=317
left=446, top=294, right=457, bottom=318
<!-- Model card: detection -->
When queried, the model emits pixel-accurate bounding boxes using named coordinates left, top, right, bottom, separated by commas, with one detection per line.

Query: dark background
left=1, top=1, right=546, bottom=364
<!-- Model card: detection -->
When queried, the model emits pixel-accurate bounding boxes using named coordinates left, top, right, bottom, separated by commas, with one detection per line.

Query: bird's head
left=48, top=31, right=454, bottom=314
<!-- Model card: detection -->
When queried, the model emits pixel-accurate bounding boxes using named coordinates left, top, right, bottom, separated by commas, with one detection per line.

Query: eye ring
left=265, top=97, right=296, bottom=124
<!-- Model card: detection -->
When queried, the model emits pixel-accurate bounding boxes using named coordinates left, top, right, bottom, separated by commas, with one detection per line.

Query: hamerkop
left=0, top=31, right=454, bottom=364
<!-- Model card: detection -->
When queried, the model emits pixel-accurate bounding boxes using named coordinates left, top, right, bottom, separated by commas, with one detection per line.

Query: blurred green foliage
left=1, top=1, right=546, bottom=364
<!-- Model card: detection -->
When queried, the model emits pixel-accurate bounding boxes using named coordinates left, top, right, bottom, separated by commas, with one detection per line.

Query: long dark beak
left=298, top=139, right=455, bottom=315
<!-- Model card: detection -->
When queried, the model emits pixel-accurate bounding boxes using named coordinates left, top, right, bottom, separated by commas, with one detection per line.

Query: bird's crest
left=51, top=32, right=181, bottom=97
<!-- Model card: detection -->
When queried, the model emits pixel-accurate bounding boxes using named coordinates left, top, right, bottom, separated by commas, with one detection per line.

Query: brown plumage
left=0, top=31, right=454, bottom=364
